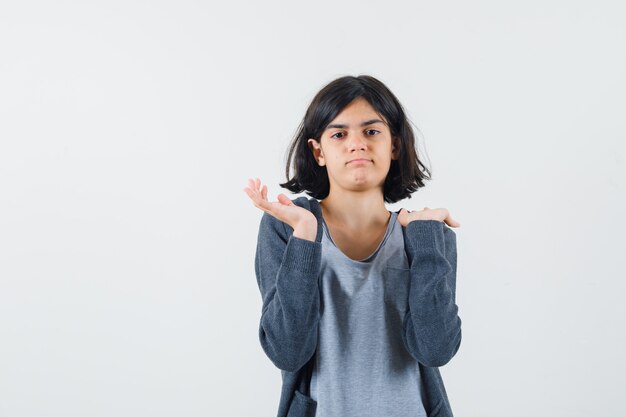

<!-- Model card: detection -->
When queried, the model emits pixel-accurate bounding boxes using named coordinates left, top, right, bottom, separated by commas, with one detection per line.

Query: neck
left=320, top=188, right=390, bottom=230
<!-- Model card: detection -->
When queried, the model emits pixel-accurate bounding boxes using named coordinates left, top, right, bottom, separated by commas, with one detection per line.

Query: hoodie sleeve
left=254, top=212, right=322, bottom=372
left=401, top=220, right=462, bottom=367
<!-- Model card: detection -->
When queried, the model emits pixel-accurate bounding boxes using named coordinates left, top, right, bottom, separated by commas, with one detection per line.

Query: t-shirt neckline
left=321, top=211, right=397, bottom=263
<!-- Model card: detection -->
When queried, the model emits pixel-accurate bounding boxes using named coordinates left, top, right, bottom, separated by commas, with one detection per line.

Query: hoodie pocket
left=383, top=266, right=411, bottom=313
left=287, top=389, right=317, bottom=417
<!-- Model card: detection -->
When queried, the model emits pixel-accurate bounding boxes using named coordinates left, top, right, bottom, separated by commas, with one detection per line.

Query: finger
left=261, top=184, right=268, bottom=200
left=445, top=216, right=461, bottom=228
left=245, top=180, right=255, bottom=196
left=248, top=178, right=256, bottom=192
left=255, top=177, right=261, bottom=190
left=247, top=178, right=265, bottom=204
left=244, top=185, right=265, bottom=209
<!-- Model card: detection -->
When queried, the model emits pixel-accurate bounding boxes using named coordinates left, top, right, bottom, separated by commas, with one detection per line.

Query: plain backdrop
left=1, top=1, right=625, bottom=416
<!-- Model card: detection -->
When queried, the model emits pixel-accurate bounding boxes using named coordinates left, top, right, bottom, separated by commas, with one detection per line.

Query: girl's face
left=307, top=97, right=398, bottom=195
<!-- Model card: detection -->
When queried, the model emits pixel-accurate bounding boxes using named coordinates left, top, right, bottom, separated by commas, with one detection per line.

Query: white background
left=1, top=1, right=624, bottom=416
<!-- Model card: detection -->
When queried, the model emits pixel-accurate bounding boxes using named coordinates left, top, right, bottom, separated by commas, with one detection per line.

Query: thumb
left=277, top=194, right=293, bottom=206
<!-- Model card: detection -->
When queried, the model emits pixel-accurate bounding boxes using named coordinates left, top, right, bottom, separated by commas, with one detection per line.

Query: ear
left=391, top=137, right=400, bottom=160
left=307, top=138, right=326, bottom=166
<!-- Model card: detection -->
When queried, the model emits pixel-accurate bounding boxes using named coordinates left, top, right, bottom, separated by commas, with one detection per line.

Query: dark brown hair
left=279, top=75, right=431, bottom=203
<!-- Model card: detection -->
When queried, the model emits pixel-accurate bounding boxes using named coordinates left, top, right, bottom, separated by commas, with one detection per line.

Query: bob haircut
left=279, top=74, right=432, bottom=204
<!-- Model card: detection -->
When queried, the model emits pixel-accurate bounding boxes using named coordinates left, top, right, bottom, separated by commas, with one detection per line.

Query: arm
left=401, top=220, right=462, bottom=367
left=254, top=212, right=322, bottom=372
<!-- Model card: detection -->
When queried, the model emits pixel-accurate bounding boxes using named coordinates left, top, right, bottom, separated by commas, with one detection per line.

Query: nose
left=347, top=131, right=368, bottom=151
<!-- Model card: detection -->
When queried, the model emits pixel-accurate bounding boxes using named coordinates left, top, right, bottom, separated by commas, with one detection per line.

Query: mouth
left=347, top=158, right=372, bottom=165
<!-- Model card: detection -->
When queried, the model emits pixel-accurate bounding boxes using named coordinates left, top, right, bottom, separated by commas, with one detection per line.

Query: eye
left=330, top=132, right=345, bottom=139
left=366, top=129, right=380, bottom=135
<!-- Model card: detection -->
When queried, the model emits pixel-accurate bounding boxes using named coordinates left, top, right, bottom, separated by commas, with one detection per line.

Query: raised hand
left=397, top=206, right=461, bottom=228
left=243, top=177, right=317, bottom=233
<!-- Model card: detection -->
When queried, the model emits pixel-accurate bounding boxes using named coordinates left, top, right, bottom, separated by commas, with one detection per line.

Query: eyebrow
left=325, top=118, right=386, bottom=130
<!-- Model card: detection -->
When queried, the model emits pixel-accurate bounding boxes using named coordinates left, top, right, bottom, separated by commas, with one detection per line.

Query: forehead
left=334, top=97, right=378, bottom=117
left=325, top=98, right=388, bottom=129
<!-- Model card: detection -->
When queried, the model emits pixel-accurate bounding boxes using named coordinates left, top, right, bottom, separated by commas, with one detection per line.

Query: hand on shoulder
left=398, top=207, right=461, bottom=229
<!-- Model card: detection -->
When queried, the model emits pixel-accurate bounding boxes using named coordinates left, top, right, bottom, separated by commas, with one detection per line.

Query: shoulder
left=442, top=223, right=457, bottom=241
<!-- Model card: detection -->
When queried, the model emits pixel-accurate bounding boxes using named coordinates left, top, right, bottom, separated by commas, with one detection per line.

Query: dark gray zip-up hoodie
left=254, top=196, right=462, bottom=417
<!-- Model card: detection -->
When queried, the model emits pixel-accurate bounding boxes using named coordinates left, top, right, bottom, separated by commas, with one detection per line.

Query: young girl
left=243, top=75, right=462, bottom=417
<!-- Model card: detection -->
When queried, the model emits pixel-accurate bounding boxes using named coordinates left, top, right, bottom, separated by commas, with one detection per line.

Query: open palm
left=243, top=177, right=316, bottom=230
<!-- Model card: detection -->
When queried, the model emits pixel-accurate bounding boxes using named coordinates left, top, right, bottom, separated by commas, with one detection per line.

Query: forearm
left=257, top=233, right=322, bottom=371
left=402, top=220, right=462, bottom=367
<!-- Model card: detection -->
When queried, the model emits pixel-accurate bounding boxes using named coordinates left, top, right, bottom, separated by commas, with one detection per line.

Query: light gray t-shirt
left=309, top=210, right=428, bottom=417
